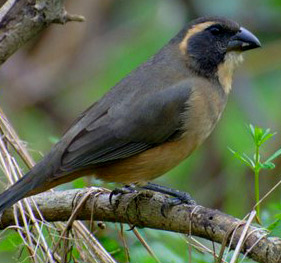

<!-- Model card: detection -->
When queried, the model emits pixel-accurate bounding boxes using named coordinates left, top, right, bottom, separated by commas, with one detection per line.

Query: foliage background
left=0, top=0, right=281, bottom=262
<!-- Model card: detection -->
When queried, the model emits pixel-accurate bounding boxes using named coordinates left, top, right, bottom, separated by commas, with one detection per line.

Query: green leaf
left=260, top=162, right=276, bottom=170
left=0, top=232, right=23, bottom=251
left=275, top=213, right=281, bottom=220
left=249, top=125, right=276, bottom=146
left=249, top=124, right=255, bottom=138
left=260, top=131, right=276, bottom=145
left=265, top=148, right=281, bottom=163
left=268, top=219, right=281, bottom=238
left=249, top=124, right=266, bottom=146
left=228, top=148, right=254, bottom=168
left=242, top=153, right=255, bottom=167
left=255, top=126, right=264, bottom=144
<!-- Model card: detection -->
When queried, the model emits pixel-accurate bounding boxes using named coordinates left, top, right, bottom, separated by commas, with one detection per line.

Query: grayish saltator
left=0, top=16, right=261, bottom=214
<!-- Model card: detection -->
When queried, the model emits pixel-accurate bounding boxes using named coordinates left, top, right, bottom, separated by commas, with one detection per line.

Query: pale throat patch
left=179, top=21, right=215, bottom=54
left=217, top=52, right=244, bottom=94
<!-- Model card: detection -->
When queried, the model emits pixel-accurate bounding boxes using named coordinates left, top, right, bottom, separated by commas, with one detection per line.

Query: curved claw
left=109, top=185, right=137, bottom=205
left=161, top=196, right=197, bottom=217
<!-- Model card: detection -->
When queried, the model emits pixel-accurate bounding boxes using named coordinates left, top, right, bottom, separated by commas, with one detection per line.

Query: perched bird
left=0, top=16, right=260, bottom=214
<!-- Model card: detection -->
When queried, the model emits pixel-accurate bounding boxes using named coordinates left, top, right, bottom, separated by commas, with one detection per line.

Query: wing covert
left=61, top=81, right=192, bottom=172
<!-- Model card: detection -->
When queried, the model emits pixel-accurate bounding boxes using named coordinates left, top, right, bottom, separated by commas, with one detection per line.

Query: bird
left=0, top=16, right=261, bottom=214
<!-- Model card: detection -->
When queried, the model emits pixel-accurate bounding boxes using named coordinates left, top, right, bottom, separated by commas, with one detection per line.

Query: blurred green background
left=0, top=0, right=281, bottom=262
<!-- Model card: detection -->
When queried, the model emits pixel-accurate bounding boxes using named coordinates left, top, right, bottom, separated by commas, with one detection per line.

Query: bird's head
left=175, top=17, right=261, bottom=93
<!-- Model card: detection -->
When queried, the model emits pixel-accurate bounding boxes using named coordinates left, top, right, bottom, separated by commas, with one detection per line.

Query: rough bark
left=0, top=188, right=280, bottom=263
left=0, top=0, right=83, bottom=65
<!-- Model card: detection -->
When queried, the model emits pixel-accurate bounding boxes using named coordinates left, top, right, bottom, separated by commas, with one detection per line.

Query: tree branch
left=1, top=187, right=280, bottom=263
left=0, top=0, right=84, bottom=65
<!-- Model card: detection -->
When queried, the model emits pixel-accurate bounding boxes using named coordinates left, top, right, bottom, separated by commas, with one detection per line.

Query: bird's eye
left=209, top=26, right=222, bottom=35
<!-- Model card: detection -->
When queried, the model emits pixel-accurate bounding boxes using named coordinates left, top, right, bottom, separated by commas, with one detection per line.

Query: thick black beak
left=227, top=27, right=261, bottom=52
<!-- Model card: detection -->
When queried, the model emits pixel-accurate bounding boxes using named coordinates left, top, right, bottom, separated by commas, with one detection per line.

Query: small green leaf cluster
left=230, top=125, right=281, bottom=172
left=229, top=124, right=281, bottom=222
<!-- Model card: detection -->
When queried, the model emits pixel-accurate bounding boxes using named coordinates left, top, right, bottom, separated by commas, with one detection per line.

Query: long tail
left=0, top=166, right=50, bottom=215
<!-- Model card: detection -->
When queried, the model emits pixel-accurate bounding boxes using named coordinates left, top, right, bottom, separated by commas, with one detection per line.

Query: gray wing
left=60, top=81, right=192, bottom=172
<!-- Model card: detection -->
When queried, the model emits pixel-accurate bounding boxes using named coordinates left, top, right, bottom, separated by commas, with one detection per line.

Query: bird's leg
left=141, top=182, right=196, bottom=216
left=109, top=183, right=196, bottom=217
left=109, top=184, right=137, bottom=205
left=141, top=183, right=196, bottom=204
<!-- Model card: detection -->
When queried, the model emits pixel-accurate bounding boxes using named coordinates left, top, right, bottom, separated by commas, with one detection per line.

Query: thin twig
left=229, top=210, right=256, bottom=263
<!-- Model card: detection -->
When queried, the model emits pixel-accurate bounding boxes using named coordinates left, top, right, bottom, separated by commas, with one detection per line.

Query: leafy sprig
left=229, top=124, right=281, bottom=223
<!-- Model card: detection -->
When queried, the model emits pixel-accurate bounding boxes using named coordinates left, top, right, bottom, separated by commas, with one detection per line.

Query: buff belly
left=94, top=134, right=199, bottom=185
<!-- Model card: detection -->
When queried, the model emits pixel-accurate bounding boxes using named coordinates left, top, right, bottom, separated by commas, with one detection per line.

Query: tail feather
left=0, top=148, right=84, bottom=215
left=0, top=170, right=45, bottom=214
